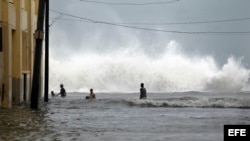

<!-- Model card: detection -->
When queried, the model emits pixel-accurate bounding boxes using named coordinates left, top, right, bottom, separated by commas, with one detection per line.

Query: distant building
left=0, top=0, right=40, bottom=108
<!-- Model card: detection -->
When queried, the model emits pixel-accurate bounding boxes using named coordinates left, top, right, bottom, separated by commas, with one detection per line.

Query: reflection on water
left=0, top=99, right=107, bottom=141
left=1, top=93, right=250, bottom=141
left=0, top=102, right=52, bottom=141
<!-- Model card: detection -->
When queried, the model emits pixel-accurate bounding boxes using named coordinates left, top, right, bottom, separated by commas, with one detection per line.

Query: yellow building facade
left=0, top=0, right=39, bottom=108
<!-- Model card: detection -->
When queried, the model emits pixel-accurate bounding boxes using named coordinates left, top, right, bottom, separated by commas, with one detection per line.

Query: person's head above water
left=60, top=84, right=64, bottom=88
left=141, top=83, right=144, bottom=88
left=90, top=88, right=93, bottom=93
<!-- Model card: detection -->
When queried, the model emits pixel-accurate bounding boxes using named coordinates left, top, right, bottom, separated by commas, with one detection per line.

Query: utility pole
left=44, top=0, right=49, bottom=102
left=30, top=0, right=46, bottom=109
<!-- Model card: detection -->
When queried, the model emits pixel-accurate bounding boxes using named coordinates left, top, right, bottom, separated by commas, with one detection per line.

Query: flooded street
left=0, top=101, right=90, bottom=141
left=1, top=92, right=250, bottom=141
left=0, top=104, right=50, bottom=140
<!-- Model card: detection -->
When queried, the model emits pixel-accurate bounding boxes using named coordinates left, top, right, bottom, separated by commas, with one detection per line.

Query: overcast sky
left=49, top=0, right=250, bottom=67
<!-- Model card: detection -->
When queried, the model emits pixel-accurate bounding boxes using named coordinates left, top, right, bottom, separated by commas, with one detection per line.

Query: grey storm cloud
left=49, top=0, right=250, bottom=67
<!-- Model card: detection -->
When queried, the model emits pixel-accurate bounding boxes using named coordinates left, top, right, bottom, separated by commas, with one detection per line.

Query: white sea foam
left=205, top=57, right=250, bottom=92
left=49, top=40, right=250, bottom=93
left=126, top=98, right=250, bottom=108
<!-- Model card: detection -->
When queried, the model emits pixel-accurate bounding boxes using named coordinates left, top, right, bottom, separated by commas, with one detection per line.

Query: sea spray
left=125, top=97, right=250, bottom=108
left=49, top=41, right=250, bottom=93
left=205, top=57, right=250, bottom=92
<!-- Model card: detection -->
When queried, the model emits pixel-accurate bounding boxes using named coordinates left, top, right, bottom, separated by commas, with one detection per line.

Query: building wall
left=0, top=0, right=39, bottom=108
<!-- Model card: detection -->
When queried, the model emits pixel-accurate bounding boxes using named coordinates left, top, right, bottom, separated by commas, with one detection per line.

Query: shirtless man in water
left=86, top=88, right=96, bottom=99
left=57, top=84, right=66, bottom=97
left=140, top=83, right=147, bottom=99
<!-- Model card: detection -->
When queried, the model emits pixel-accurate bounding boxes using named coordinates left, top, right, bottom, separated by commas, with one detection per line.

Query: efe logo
left=228, top=129, right=246, bottom=136
left=224, top=125, right=249, bottom=141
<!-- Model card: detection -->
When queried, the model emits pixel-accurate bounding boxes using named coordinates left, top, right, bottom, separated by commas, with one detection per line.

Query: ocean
left=0, top=91, right=250, bottom=141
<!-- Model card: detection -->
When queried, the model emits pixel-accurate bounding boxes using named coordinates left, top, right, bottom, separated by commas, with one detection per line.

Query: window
left=0, top=27, right=2, bottom=52
left=8, top=0, right=14, bottom=4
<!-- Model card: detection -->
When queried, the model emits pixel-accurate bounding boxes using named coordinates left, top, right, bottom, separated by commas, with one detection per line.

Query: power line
left=49, top=17, right=91, bottom=23
left=50, top=10, right=250, bottom=35
left=50, top=16, right=250, bottom=26
left=116, top=17, right=250, bottom=25
left=90, top=21, right=250, bottom=35
left=49, top=13, right=64, bottom=27
left=80, top=0, right=180, bottom=5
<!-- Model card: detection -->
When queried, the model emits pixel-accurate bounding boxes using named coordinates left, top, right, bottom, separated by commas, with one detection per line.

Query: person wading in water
left=140, top=83, right=147, bottom=99
left=86, top=88, right=96, bottom=99
left=56, top=84, right=66, bottom=97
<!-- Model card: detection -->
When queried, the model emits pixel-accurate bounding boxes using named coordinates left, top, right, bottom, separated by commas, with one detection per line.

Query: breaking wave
left=125, top=97, right=250, bottom=108
left=49, top=40, right=250, bottom=93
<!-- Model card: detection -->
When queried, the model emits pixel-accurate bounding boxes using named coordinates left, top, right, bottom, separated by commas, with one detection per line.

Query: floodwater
left=0, top=92, right=250, bottom=141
